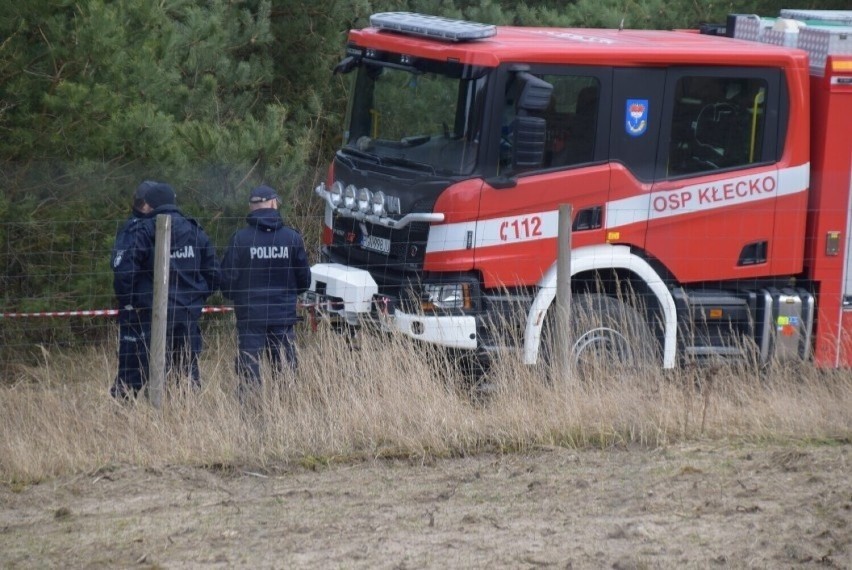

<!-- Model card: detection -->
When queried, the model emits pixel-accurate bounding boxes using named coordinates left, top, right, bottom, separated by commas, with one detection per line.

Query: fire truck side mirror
left=512, top=115, right=547, bottom=170
left=333, top=55, right=359, bottom=75
left=507, top=72, right=552, bottom=171
left=516, top=72, right=553, bottom=112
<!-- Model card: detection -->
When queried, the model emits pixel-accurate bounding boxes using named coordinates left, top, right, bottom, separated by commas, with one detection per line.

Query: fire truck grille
left=329, top=216, right=429, bottom=266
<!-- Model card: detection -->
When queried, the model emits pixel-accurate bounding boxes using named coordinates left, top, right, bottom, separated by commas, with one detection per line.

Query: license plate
left=362, top=234, right=391, bottom=254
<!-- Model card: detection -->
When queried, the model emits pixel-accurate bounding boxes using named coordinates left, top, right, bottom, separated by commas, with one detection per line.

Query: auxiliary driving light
left=343, top=184, right=357, bottom=210
left=329, top=181, right=344, bottom=207
left=357, top=187, right=372, bottom=213
left=370, top=190, right=386, bottom=216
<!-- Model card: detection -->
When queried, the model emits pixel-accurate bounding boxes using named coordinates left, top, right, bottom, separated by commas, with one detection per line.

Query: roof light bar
left=369, top=12, right=496, bottom=42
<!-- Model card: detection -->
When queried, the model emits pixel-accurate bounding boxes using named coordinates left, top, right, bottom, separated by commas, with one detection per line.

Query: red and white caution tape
left=200, top=306, right=234, bottom=314
left=0, top=306, right=234, bottom=319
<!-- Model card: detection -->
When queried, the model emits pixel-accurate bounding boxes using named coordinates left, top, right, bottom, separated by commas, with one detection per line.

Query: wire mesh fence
left=0, top=214, right=321, bottom=375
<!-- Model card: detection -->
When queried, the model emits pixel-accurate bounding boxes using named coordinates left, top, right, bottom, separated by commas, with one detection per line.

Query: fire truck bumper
left=390, top=310, right=478, bottom=350
left=305, top=263, right=478, bottom=349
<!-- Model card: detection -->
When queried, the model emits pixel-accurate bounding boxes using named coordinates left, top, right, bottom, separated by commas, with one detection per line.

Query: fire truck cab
left=307, top=10, right=852, bottom=369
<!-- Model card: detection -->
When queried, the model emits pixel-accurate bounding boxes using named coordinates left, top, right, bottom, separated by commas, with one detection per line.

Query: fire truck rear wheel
left=543, top=293, right=659, bottom=378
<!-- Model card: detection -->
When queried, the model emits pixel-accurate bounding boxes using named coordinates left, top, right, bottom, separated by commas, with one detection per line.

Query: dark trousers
left=166, top=310, right=203, bottom=386
left=236, top=324, right=297, bottom=388
left=111, top=309, right=150, bottom=399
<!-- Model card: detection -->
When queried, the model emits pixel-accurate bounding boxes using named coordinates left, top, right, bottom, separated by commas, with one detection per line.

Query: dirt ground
left=1, top=442, right=849, bottom=569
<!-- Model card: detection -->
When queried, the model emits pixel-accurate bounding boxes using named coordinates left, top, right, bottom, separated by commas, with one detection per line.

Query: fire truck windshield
left=342, top=58, right=489, bottom=176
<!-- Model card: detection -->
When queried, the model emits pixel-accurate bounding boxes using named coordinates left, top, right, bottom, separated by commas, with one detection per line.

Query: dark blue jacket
left=114, top=205, right=220, bottom=318
left=112, top=208, right=151, bottom=310
left=221, top=208, right=311, bottom=326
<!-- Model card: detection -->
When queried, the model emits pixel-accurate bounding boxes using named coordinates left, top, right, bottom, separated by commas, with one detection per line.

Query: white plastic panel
left=309, top=263, right=378, bottom=314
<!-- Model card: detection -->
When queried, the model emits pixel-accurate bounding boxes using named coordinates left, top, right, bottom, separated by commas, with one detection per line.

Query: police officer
left=221, top=185, right=311, bottom=389
left=117, top=183, right=220, bottom=388
left=110, top=180, right=155, bottom=399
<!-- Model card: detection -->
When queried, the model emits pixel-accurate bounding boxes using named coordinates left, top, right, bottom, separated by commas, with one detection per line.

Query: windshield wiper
left=380, top=156, right=437, bottom=174
left=340, top=146, right=381, bottom=164
left=342, top=145, right=438, bottom=174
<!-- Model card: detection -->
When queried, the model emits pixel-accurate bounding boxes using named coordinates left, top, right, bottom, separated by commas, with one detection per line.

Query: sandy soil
left=1, top=443, right=849, bottom=569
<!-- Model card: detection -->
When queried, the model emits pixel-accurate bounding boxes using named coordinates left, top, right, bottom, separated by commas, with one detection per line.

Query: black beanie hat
left=134, top=180, right=157, bottom=202
left=145, top=183, right=176, bottom=209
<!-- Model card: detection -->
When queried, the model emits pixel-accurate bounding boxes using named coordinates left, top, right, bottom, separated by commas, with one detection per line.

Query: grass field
left=2, top=321, right=850, bottom=483
left=1, top=322, right=850, bottom=568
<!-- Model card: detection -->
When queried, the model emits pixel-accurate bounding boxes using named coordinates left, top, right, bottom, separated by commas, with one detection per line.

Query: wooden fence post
left=555, top=204, right=573, bottom=380
left=148, top=214, right=170, bottom=409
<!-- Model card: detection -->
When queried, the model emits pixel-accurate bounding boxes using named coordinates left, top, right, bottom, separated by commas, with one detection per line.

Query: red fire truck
left=306, top=10, right=852, bottom=370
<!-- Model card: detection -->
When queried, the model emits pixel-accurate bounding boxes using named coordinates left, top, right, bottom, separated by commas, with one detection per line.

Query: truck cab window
left=668, top=76, right=768, bottom=176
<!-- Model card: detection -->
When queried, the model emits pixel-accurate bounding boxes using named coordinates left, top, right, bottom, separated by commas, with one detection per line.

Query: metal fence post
left=148, top=214, right=170, bottom=409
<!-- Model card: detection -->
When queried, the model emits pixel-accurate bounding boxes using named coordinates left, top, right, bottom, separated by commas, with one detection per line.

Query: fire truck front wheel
left=542, top=294, right=660, bottom=378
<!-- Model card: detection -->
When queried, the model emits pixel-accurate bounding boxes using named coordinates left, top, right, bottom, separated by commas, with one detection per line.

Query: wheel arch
left=522, top=244, right=677, bottom=368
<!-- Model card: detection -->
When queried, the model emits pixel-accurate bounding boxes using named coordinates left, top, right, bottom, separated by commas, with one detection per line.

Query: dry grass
left=1, top=320, right=850, bottom=484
